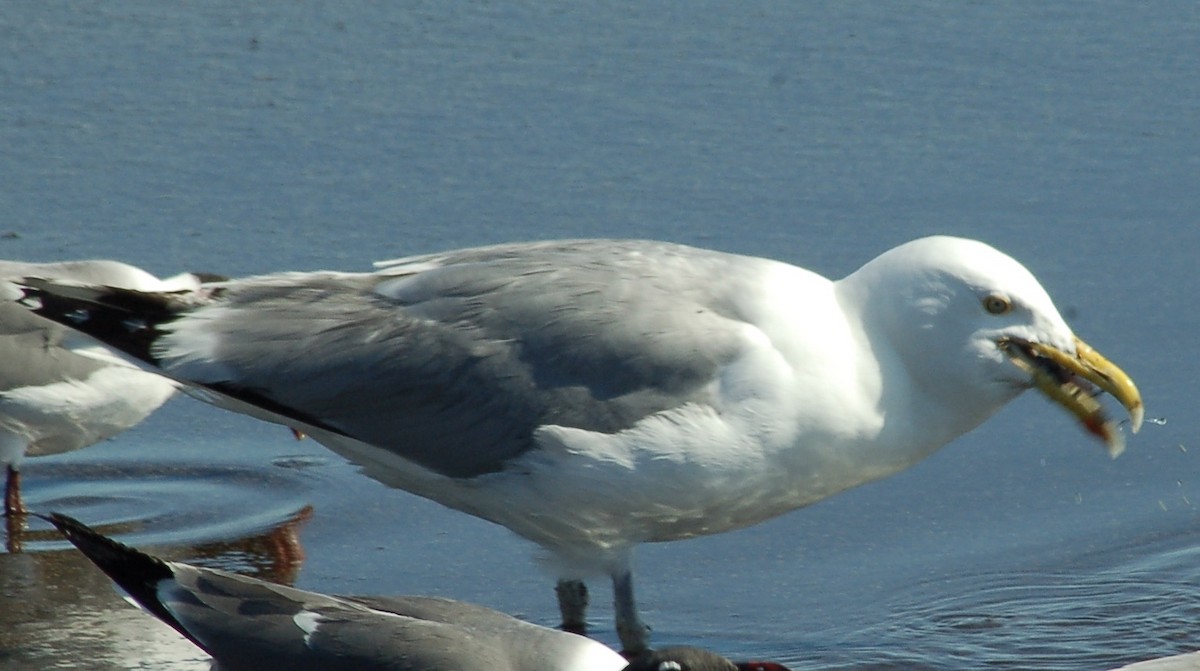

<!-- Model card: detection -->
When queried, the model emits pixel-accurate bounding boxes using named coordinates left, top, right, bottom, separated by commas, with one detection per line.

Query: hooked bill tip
left=1129, top=406, right=1145, bottom=434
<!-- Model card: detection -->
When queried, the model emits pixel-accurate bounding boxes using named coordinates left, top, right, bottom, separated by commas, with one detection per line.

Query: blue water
left=1, top=3, right=1197, bottom=669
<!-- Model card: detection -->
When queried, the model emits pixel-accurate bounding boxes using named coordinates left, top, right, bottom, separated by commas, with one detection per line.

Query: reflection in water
left=0, top=548, right=210, bottom=671
left=184, top=504, right=313, bottom=584
left=0, top=506, right=313, bottom=671
left=5, top=511, right=152, bottom=556
left=2, top=458, right=314, bottom=554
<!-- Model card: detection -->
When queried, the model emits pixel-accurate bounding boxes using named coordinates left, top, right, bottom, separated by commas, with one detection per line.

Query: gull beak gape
left=1000, top=336, right=1143, bottom=457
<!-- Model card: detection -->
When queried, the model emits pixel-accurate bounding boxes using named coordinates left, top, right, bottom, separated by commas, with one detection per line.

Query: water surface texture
left=1, top=3, right=1197, bottom=669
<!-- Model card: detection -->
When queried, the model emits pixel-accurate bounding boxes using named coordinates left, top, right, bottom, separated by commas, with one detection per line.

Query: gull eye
left=983, top=293, right=1012, bottom=315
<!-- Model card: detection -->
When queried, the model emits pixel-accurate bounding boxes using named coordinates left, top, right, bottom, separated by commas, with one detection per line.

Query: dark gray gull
left=44, top=512, right=790, bottom=671
left=14, top=236, right=1143, bottom=653
left=0, top=260, right=212, bottom=516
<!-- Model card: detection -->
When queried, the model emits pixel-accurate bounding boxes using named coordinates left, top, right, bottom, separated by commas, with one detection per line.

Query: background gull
left=0, top=260, right=211, bottom=517
left=1109, top=652, right=1200, bottom=671
left=45, top=512, right=789, bottom=671
left=15, top=236, right=1143, bottom=653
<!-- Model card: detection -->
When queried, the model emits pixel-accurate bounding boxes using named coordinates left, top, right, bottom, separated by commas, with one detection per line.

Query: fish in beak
left=999, top=336, right=1143, bottom=457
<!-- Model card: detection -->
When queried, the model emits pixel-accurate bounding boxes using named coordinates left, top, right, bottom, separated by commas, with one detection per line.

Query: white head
left=838, top=235, right=1139, bottom=453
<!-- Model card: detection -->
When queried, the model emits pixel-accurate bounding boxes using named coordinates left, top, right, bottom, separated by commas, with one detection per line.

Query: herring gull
left=14, top=236, right=1143, bottom=653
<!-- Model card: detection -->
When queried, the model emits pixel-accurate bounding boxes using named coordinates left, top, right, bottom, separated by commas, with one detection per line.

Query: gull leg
left=4, top=466, right=26, bottom=553
left=4, top=510, right=23, bottom=553
left=4, top=465, right=26, bottom=517
left=556, top=579, right=589, bottom=635
left=613, top=569, right=650, bottom=655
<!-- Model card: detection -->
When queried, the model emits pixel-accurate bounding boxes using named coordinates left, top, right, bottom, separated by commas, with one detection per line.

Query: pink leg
left=4, top=465, right=25, bottom=517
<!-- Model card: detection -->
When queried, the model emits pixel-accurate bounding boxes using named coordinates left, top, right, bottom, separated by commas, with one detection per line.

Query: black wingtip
left=16, top=278, right=183, bottom=366
left=39, top=512, right=198, bottom=645
left=40, top=511, right=172, bottom=588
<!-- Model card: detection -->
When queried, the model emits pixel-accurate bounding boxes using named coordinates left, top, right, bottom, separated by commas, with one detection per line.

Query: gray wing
left=159, top=240, right=763, bottom=477
left=169, top=572, right=591, bottom=671
left=53, top=511, right=534, bottom=671
left=329, top=595, right=613, bottom=671
left=165, top=567, right=509, bottom=671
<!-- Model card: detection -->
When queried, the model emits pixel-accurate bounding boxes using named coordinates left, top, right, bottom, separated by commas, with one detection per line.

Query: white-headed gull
left=0, top=260, right=215, bottom=516
left=15, top=237, right=1143, bottom=653
left=45, top=512, right=789, bottom=671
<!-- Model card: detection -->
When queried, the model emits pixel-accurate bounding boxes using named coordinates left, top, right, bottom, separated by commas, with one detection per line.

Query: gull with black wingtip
left=45, top=513, right=789, bottom=671
left=0, top=260, right=214, bottom=517
left=15, top=236, right=1143, bottom=653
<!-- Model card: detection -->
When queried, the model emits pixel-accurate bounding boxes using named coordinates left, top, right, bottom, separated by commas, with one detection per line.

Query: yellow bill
left=1000, top=336, right=1143, bottom=457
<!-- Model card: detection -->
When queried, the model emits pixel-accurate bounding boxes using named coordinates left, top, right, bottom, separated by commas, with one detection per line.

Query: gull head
left=843, top=235, right=1142, bottom=456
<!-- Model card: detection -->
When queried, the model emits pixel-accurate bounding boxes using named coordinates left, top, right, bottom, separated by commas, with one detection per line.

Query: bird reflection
left=3, top=504, right=312, bottom=583
left=184, top=504, right=313, bottom=584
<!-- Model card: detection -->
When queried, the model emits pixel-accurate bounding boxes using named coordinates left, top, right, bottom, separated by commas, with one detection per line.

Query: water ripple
left=832, top=560, right=1200, bottom=669
left=5, top=458, right=315, bottom=560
